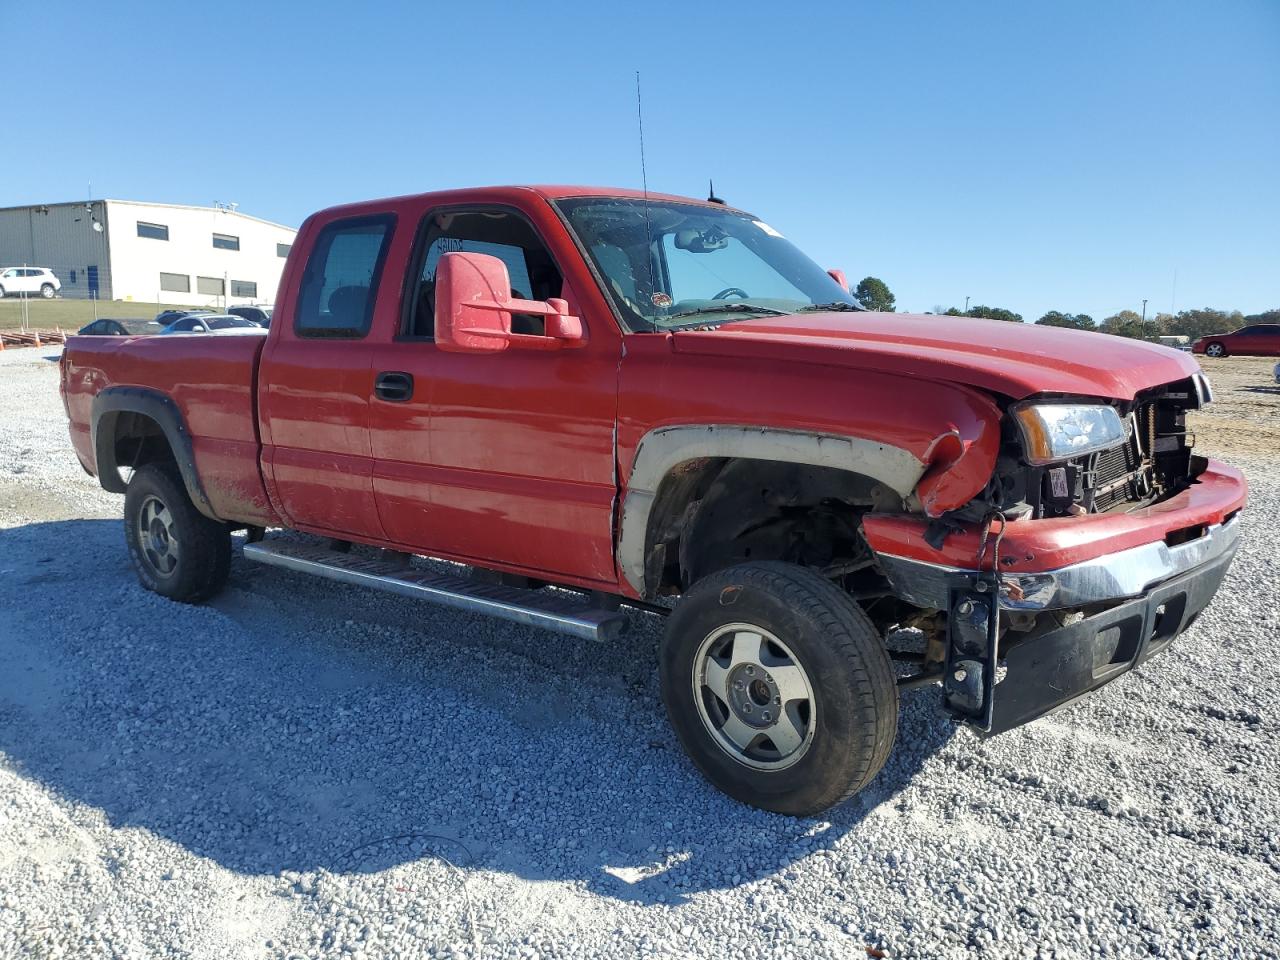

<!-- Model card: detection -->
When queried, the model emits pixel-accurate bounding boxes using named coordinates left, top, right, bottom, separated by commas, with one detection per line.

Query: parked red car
left=61, top=185, right=1246, bottom=815
left=1193, top=323, right=1280, bottom=357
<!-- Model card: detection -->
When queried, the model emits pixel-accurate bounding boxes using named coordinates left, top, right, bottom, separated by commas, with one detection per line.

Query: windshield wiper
left=796, top=301, right=863, bottom=312
left=664, top=303, right=791, bottom=322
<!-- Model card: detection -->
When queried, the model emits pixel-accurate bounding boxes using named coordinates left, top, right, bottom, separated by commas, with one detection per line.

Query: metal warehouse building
left=0, top=199, right=297, bottom=306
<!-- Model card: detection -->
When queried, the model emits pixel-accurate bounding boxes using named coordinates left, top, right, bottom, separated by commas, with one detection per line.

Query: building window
left=213, top=233, right=240, bottom=251
left=70, top=269, right=77, bottom=284
left=231, top=280, right=257, bottom=298
left=137, top=221, right=169, bottom=241
left=160, top=272, right=190, bottom=293
left=197, top=276, right=225, bottom=296
left=277, top=242, right=292, bottom=258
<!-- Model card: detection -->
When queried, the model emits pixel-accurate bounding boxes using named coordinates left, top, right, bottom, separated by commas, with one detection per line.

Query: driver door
left=367, top=202, right=621, bottom=585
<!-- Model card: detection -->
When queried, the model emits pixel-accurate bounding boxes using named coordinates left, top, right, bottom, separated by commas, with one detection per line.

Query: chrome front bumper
left=877, top=515, right=1241, bottom=612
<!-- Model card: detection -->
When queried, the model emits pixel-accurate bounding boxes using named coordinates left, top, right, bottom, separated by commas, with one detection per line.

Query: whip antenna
left=636, top=71, right=656, bottom=315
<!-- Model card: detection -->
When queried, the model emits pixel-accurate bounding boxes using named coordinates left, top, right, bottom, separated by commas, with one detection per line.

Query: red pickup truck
left=61, top=185, right=1246, bottom=815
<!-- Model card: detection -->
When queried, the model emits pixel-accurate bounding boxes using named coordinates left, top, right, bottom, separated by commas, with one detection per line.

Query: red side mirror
left=435, top=252, right=585, bottom=354
left=435, top=251, right=512, bottom=353
left=827, top=268, right=849, bottom=292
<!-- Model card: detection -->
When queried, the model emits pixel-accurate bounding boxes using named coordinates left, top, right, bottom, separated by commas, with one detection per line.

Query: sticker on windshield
left=651, top=292, right=672, bottom=308
left=753, top=220, right=784, bottom=238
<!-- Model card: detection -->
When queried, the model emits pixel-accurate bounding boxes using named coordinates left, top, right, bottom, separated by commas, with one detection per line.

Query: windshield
left=555, top=198, right=858, bottom=331
left=208, top=316, right=256, bottom=329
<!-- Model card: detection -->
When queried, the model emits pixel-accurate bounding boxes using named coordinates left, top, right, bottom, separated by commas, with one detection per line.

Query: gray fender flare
left=617, top=424, right=927, bottom=596
left=91, top=386, right=218, bottom=520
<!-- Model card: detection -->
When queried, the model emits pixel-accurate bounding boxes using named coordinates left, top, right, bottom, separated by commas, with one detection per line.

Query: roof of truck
left=314, top=185, right=745, bottom=220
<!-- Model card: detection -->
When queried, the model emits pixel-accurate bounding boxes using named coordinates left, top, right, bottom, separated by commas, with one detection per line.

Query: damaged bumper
left=983, top=541, right=1236, bottom=734
left=876, top=514, right=1240, bottom=613
left=863, top=458, right=1247, bottom=734
left=866, top=459, right=1247, bottom=613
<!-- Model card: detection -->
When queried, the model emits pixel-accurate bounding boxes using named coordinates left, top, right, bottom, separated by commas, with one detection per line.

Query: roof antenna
left=636, top=71, right=656, bottom=313
left=707, top=179, right=725, bottom=205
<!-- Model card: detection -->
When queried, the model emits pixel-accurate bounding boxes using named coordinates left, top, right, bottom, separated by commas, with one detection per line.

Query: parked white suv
left=0, top=267, right=61, bottom=298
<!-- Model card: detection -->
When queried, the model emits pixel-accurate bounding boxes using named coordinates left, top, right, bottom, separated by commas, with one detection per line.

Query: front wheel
left=0, top=285, right=6, bottom=298
left=659, top=562, right=898, bottom=816
left=124, top=463, right=231, bottom=602
left=1204, top=342, right=1227, bottom=358
left=40, top=283, right=55, bottom=299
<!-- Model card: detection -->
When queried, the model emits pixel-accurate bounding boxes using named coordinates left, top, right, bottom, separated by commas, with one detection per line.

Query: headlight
left=1012, top=402, right=1125, bottom=465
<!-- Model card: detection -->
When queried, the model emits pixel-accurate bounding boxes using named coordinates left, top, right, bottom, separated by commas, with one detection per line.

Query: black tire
left=0, top=285, right=6, bottom=298
left=123, top=463, right=230, bottom=603
left=659, top=561, right=898, bottom=816
left=40, top=283, right=55, bottom=299
left=1204, top=341, right=1227, bottom=358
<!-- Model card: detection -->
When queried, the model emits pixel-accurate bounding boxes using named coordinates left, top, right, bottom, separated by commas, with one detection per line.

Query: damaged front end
left=864, top=372, right=1246, bottom=734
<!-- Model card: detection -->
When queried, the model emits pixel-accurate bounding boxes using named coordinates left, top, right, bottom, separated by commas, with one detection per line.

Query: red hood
left=671, top=312, right=1201, bottom=401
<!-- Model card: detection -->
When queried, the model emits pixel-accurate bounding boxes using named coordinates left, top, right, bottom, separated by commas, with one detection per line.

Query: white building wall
left=104, top=200, right=296, bottom=307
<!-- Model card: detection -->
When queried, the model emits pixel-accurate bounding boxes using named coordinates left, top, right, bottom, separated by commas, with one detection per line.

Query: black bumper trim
left=977, top=538, right=1239, bottom=736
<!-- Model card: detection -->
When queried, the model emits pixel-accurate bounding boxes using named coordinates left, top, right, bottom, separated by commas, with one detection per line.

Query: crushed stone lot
left=1, top=346, right=1278, bottom=959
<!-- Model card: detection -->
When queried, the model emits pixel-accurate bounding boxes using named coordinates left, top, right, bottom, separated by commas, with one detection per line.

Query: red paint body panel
left=682, top=313, right=1201, bottom=401
left=60, top=334, right=278, bottom=526
left=616, top=334, right=1003, bottom=517
left=863, top=460, right=1247, bottom=572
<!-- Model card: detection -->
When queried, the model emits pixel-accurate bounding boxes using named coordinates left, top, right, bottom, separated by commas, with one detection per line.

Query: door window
left=296, top=215, right=395, bottom=338
left=404, top=209, right=563, bottom=339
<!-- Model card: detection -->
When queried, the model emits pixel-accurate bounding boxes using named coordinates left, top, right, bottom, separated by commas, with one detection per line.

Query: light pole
left=964, top=296, right=970, bottom=312
left=1141, top=299, right=1148, bottom=324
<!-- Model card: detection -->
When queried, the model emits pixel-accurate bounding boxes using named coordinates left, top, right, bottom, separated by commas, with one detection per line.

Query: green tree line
left=1034, top=307, right=1279, bottom=341
left=852, top=276, right=1274, bottom=341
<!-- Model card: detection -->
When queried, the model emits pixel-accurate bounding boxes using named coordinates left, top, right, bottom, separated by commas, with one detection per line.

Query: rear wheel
left=659, top=561, right=898, bottom=816
left=40, top=283, right=55, bottom=298
left=124, top=463, right=230, bottom=602
left=1204, top=341, right=1227, bottom=358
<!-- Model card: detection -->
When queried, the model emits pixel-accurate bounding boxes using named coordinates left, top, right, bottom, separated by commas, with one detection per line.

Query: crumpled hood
left=671, top=311, right=1201, bottom=401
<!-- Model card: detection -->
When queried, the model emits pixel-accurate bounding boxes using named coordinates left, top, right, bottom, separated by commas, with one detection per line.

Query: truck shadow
left=0, top=518, right=956, bottom=907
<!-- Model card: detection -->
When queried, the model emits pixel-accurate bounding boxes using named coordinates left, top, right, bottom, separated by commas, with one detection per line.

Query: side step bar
left=242, top=540, right=627, bottom=642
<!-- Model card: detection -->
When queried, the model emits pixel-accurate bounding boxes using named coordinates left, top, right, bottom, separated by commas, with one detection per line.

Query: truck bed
left=62, top=334, right=275, bottom=525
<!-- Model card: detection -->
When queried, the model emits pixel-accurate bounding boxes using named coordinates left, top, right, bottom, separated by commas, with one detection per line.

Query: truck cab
left=61, top=186, right=1247, bottom=816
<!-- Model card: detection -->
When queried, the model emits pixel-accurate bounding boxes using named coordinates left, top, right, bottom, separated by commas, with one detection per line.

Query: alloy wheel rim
left=692, top=622, right=816, bottom=771
left=137, top=494, right=180, bottom=577
left=1206, top=344, right=1223, bottom=357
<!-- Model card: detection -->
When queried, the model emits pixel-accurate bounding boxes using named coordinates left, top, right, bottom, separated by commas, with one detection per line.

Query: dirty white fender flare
left=617, top=425, right=927, bottom=596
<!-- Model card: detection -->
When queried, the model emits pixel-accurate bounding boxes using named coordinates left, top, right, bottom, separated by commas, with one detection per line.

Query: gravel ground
left=1, top=347, right=1277, bottom=959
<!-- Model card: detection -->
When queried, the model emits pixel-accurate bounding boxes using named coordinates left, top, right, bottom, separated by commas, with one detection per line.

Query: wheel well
left=642, top=457, right=903, bottom=597
left=107, top=411, right=177, bottom=480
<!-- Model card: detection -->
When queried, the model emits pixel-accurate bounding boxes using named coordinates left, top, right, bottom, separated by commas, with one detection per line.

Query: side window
left=404, top=209, right=563, bottom=339
left=296, top=215, right=394, bottom=338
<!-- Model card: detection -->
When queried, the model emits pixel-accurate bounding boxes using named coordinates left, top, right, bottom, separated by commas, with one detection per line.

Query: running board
left=242, top=540, right=626, bottom=642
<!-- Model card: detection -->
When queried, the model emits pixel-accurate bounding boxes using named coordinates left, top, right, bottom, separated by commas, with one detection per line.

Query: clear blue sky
left=8, top=0, right=1278, bottom=321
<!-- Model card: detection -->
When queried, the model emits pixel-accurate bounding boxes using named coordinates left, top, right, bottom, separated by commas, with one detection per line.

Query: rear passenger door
left=259, top=214, right=395, bottom=541
left=366, top=203, right=621, bottom=584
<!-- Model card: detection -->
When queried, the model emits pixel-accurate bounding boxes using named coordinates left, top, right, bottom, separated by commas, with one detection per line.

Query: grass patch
left=0, top=298, right=202, bottom=332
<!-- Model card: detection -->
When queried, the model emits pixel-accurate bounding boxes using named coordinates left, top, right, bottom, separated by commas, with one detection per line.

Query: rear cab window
left=295, top=215, right=395, bottom=338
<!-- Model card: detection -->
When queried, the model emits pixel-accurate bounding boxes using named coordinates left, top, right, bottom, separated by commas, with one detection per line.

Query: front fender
left=617, top=424, right=930, bottom=596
